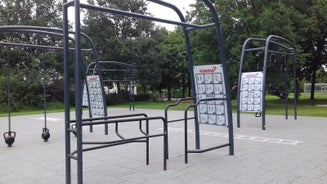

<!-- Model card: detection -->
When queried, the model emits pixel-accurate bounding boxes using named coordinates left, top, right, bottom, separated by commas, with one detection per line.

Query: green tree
left=0, top=0, right=63, bottom=111
left=186, top=0, right=326, bottom=99
left=83, top=0, right=171, bottom=97
left=158, top=27, right=189, bottom=99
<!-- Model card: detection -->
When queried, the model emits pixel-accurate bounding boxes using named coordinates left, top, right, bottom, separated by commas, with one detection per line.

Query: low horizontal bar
left=168, top=117, right=195, bottom=124
left=76, top=135, right=162, bottom=153
left=187, top=143, right=230, bottom=153
left=83, top=133, right=164, bottom=145
left=78, top=116, right=165, bottom=126
left=70, top=113, right=147, bottom=123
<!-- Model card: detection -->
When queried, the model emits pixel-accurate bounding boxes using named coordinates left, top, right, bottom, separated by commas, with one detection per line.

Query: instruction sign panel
left=82, top=75, right=106, bottom=116
left=193, top=64, right=228, bottom=126
left=240, top=71, right=263, bottom=112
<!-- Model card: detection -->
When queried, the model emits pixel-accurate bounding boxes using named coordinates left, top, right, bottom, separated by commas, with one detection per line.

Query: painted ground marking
left=162, top=127, right=303, bottom=146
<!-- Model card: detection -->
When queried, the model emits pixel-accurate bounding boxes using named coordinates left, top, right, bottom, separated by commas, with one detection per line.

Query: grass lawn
left=1, top=94, right=326, bottom=117
left=112, top=94, right=327, bottom=117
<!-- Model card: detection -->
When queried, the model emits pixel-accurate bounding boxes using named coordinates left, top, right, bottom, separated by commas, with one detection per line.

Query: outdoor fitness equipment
left=63, top=1, right=234, bottom=183
left=0, top=25, right=100, bottom=145
left=41, top=51, right=50, bottom=142
left=236, top=35, right=298, bottom=130
left=3, top=47, right=16, bottom=147
left=85, top=61, right=137, bottom=111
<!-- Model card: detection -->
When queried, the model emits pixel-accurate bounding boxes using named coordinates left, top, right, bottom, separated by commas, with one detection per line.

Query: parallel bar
left=69, top=113, right=147, bottom=123
left=82, top=134, right=164, bottom=145
left=77, top=116, right=165, bottom=126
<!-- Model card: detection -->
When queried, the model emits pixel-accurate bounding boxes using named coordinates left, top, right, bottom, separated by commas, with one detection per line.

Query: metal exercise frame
left=184, top=98, right=232, bottom=163
left=63, top=0, right=234, bottom=183
left=80, top=61, right=137, bottom=135
left=0, top=25, right=100, bottom=147
left=86, top=61, right=137, bottom=111
left=165, top=97, right=234, bottom=163
left=236, top=35, right=298, bottom=130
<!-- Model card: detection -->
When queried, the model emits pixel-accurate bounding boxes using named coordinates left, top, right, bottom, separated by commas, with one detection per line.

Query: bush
left=47, top=78, right=65, bottom=102
left=134, top=93, right=151, bottom=101
left=150, top=91, right=163, bottom=102
left=106, top=93, right=129, bottom=105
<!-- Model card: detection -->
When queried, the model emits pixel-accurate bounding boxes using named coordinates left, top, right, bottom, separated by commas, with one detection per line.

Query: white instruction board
left=82, top=75, right=106, bottom=116
left=193, top=64, right=228, bottom=126
left=240, top=71, right=263, bottom=112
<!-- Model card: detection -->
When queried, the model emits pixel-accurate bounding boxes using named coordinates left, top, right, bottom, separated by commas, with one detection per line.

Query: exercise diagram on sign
left=82, top=75, right=106, bottom=116
left=193, top=65, right=228, bottom=126
left=240, top=72, right=263, bottom=112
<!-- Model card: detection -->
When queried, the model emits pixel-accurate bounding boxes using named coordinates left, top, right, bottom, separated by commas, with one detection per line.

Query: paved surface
left=0, top=108, right=326, bottom=184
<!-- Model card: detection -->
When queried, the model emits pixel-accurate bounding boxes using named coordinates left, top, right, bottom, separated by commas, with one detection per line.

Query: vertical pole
left=145, top=120, right=149, bottom=165
left=42, top=51, right=47, bottom=128
left=62, top=0, right=71, bottom=183
left=202, top=0, right=234, bottom=154
left=74, top=0, right=83, bottom=183
left=183, top=29, right=200, bottom=149
left=283, top=54, right=288, bottom=119
left=6, top=47, right=11, bottom=132
left=184, top=109, right=188, bottom=163
left=293, top=53, right=297, bottom=120
left=262, top=37, right=271, bottom=131
left=163, top=117, right=167, bottom=170
left=237, top=39, right=250, bottom=128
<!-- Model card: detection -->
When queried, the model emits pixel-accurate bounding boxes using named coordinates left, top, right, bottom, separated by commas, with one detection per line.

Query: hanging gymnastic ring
left=3, top=131, right=16, bottom=147
left=41, top=127, right=50, bottom=142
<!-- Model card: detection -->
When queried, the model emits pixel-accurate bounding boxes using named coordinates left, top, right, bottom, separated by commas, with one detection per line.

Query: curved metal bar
left=164, top=97, right=194, bottom=123
left=262, top=35, right=297, bottom=130
left=0, top=25, right=100, bottom=73
left=78, top=3, right=199, bottom=29
left=241, top=37, right=295, bottom=54
left=0, top=41, right=90, bottom=51
left=0, top=25, right=92, bottom=44
left=266, top=35, right=297, bottom=121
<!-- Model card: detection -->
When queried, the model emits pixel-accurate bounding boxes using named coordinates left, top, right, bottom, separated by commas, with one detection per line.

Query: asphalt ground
left=0, top=108, right=326, bottom=184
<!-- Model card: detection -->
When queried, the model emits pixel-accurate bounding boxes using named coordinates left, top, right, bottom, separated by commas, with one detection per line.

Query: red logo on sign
left=199, top=66, right=217, bottom=73
left=89, top=76, right=98, bottom=81
left=245, top=73, right=259, bottom=78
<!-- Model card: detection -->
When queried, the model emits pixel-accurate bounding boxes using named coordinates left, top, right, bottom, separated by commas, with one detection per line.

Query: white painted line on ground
left=163, top=127, right=303, bottom=146
left=32, top=117, right=63, bottom=122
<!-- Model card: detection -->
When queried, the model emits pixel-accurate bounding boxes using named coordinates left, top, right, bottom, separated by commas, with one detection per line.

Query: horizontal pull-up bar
left=0, top=41, right=91, bottom=51
left=244, top=47, right=295, bottom=55
left=88, top=61, right=137, bottom=69
left=243, top=38, right=296, bottom=53
left=0, top=25, right=98, bottom=56
left=63, top=1, right=215, bottom=31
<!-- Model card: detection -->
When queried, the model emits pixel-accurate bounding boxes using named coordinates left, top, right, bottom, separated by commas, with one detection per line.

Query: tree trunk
left=310, top=67, right=316, bottom=101
left=182, top=76, right=186, bottom=98
left=167, top=78, right=172, bottom=101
